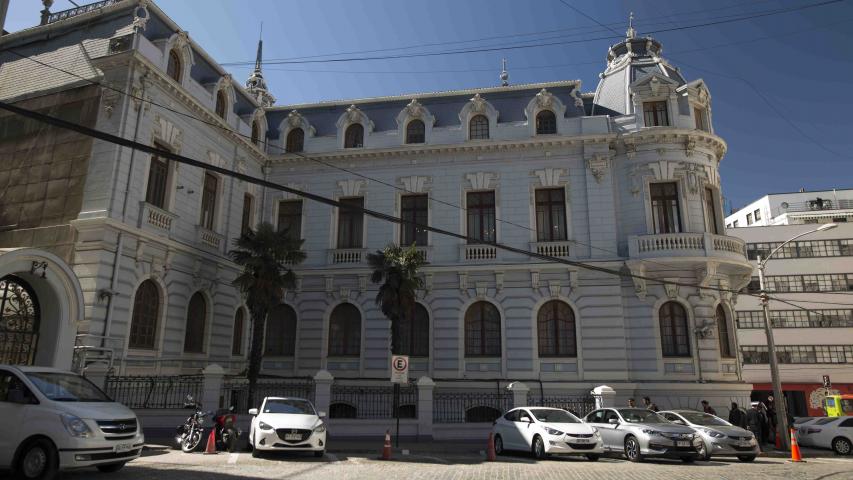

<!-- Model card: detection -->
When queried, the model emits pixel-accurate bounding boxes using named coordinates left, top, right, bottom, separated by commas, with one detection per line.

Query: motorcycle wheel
left=182, top=428, right=202, bottom=453
left=222, top=427, right=238, bottom=453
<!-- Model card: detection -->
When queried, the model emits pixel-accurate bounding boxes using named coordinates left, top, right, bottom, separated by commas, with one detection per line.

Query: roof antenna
left=500, top=58, right=509, bottom=86
left=626, top=12, right=636, bottom=39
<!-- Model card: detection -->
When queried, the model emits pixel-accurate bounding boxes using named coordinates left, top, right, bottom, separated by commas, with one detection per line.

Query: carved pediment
left=466, top=172, right=496, bottom=190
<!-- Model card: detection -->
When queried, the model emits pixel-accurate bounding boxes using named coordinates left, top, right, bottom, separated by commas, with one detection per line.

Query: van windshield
left=26, top=372, right=111, bottom=402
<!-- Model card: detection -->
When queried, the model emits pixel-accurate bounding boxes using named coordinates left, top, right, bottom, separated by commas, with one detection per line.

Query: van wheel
left=832, top=437, right=852, bottom=455
left=96, top=462, right=126, bottom=473
left=15, top=438, right=58, bottom=480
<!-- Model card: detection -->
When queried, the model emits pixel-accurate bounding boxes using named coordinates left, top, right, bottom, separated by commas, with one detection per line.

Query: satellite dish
left=781, top=202, right=789, bottom=209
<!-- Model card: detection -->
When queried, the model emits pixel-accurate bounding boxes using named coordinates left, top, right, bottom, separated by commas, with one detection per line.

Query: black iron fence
left=220, top=377, right=314, bottom=412
left=433, top=391, right=511, bottom=423
left=104, top=375, right=203, bottom=409
left=527, top=393, right=596, bottom=418
left=330, top=384, right=417, bottom=419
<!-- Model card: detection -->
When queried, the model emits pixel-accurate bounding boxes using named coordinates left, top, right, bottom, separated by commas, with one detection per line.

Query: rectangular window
left=535, top=188, right=567, bottom=242
left=199, top=173, right=218, bottom=230
left=400, top=194, right=428, bottom=246
left=704, top=187, right=719, bottom=234
left=737, top=309, right=853, bottom=329
left=754, top=209, right=761, bottom=221
left=758, top=273, right=853, bottom=293
left=337, top=197, right=364, bottom=248
left=241, top=193, right=254, bottom=235
left=741, top=345, right=853, bottom=364
left=466, top=191, right=496, bottom=243
left=277, top=200, right=303, bottom=241
left=733, top=220, right=739, bottom=227
left=694, top=106, right=708, bottom=132
left=746, top=213, right=753, bottom=225
left=145, top=143, right=170, bottom=209
left=650, top=182, right=681, bottom=234
left=643, top=101, right=669, bottom=127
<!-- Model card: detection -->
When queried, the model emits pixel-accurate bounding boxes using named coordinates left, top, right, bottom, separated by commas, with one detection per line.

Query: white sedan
left=795, top=416, right=853, bottom=455
left=492, top=407, right=603, bottom=460
left=248, top=397, right=327, bottom=457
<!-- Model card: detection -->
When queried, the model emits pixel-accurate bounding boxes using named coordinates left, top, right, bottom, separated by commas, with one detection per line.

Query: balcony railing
left=196, top=226, right=224, bottom=251
left=46, top=0, right=122, bottom=24
left=628, top=232, right=747, bottom=260
left=461, top=244, right=497, bottom=261
left=531, top=241, right=571, bottom=258
left=329, top=248, right=366, bottom=264
left=138, top=202, right=177, bottom=236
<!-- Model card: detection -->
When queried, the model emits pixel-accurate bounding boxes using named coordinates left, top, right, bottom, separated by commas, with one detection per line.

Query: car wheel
left=696, top=443, right=711, bottom=461
left=494, top=435, right=504, bottom=455
left=681, top=456, right=695, bottom=463
left=96, top=462, right=126, bottom=473
left=586, top=454, right=600, bottom=461
left=624, top=436, right=643, bottom=463
left=737, top=455, right=756, bottom=462
left=832, top=437, right=852, bottom=456
left=252, top=447, right=263, bottom=458
left=532, top=435, right=547, bottom=460
left=16, top=438, right=58, bottom=480
left=314, top=450, right=325, bottom=458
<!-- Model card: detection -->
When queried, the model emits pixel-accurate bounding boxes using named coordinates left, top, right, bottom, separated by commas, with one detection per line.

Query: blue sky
left=6, top=0, right=853, bottom=210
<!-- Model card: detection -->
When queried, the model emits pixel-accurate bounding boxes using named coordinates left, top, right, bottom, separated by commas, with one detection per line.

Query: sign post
left=391, top=355, right=409, bottom=448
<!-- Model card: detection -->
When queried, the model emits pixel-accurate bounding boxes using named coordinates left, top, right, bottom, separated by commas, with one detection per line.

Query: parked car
left=248, top=397, right=326, bottom=457
left=0, top=365, right=144, bottom=480
left=492, top=407, right=603, bottom=460
left=795, top=416, right=853, bottom=455
left=584, top=407, right=701, bottom=462
left=659, top=409, right=759, bottom=461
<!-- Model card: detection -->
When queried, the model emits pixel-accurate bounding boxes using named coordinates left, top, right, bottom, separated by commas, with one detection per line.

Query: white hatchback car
left=492, top=407, right=604, bottom=460
left=0, top=366, right=144, bottom=480
left=795, top=416, right=853, bottom=455
left=248, top=397, right=327, bottom=457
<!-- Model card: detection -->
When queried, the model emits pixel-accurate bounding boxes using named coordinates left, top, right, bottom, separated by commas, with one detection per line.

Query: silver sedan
left=659, top=410, right=759, bottom=462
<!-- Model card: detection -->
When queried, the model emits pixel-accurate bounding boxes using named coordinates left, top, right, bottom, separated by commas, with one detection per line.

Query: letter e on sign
left=391, top=355, right=409, bottom=384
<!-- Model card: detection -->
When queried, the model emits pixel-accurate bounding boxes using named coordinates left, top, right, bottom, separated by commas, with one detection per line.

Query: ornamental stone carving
left=469, top=93, right=487, bottom=113
left=586, top=155, right=609, bottom=183
left=345, top=104, right=363, bottom=124
left=404, top=98, right=426, bottom=118
left=466, top=172, right=496, bottom=190
left=535, top=88, right=555, bottom=109
left=287, top=110, right=304, bottom=128
left=533, top=167, right=565, bottom=187
left=153, top=115, right=183, bottom=151
left=398, top=175, right=430, bottom=193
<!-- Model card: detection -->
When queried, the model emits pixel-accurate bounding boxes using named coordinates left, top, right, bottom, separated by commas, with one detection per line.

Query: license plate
left=737, top=441, right=752, bottom=447
left=676, top=441, right=690, bottom=447
left=113, top=443, right=134, bottom=453
left=284, top=434, right=302, bottom=441
left=573, top=438, right=589, bottom=443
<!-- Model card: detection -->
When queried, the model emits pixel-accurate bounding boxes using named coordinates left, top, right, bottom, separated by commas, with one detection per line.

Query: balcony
left=196, top=226, right=224, bottom=252
left=461, top=244, right=497, bottom=261
left=138, top=202, right=177, bottom=237
left=329, top=248, right=366, bottom=264
left=628, top=232, right=747, bottom=261
left=531, top=241, right=571, bottom=258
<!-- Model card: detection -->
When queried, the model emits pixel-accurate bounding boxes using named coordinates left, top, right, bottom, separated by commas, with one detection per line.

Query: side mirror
left=248, top=408, right=258, bottom=416
left=318, top=411, right=326, bottom=418
left=608, top=418, right=619, bottom=425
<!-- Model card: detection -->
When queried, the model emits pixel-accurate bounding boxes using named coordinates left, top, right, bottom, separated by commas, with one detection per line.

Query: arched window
left=717, top=305, right=733, bottom=358
left=344, top=123, right=364, bottom=148
left=328, top=303, right=361, bottom=356
left=265, top=304, right=297, bottom=356
left=167, top=49, right=182, bottom=83
left=465, top=301, right=501, bottom=357
left=659, top=301, right=690, bottom=357
left=469, top=114, right=489, bottom=140
left=0, top=275, right=41, bottom=365
left=537, top=300, right=576, bottom=357
left=394, top=303, right=429, bottom=357
left=183, top=293, right=206, bottom=353
left=405, top=119, right=425, bottom=144
left=215, top=90, right=228, bottom=119
left=536, top=110, right=557, bottom=134
left=286, top=128, right=304, bottom=153
left=232, top=308, right=244, bottom=356
left=251, top=120, right=260, bottom=146
left=129, top=280, right=160, bottom=350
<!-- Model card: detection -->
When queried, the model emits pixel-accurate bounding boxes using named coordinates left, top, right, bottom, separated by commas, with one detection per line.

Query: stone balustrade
left=138, top=202, right=177, bottom=237
left=461, top=244, right=497, bottom=261
left=628, top=232, right=747, bottom=260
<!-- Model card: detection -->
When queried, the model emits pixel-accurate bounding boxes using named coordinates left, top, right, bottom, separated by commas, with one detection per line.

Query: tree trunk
left=246, top=305, right=268, bottom=411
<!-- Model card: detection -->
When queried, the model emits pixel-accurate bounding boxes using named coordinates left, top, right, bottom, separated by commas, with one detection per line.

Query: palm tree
left=367, top=244, right=426, bottom=355
left=230, top=222, right=305, bottom=409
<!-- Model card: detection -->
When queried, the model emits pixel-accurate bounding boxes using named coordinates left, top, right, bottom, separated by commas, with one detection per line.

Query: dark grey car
left=584, top=408, right=701, bottom=462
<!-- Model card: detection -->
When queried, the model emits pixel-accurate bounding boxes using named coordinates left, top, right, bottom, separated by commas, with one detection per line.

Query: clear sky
left=6, top=0, right=853, bottom=211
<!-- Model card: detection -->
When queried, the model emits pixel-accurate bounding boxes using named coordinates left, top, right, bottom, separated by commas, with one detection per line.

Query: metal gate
left=0, top=275, right=40, bottom=365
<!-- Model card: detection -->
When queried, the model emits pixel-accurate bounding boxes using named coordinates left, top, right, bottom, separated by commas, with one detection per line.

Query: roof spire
left=254, top=22, right=263, bottom=71
left=626, top=11, right=635, bottom=39
left=245, top=22, right=275, bottom=107
left=499, top=58, right=509, bottom=86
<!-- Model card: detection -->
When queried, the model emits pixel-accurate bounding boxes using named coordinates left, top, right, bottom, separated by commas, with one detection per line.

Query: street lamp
left=756, top=222, right=837, bottom=450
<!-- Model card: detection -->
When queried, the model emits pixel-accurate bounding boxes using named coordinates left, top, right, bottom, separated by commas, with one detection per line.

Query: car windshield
left=530, top=409, right=579, bottom=424
left=263, top=399, right=315, bottom=415
left=679, top=411, right=730, bottom=426
left=620, top=409, right=668, bottom=423
left=25, top=372, right=111, bottom=402
left=815, top=417, right=839, bottom=425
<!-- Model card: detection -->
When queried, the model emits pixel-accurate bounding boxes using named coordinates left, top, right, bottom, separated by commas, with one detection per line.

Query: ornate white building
left=0, top=0, right=755, bottom=426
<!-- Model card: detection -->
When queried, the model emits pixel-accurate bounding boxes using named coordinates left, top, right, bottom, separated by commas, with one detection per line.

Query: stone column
left=201, top=364, right=225, bottom=409
left=416, top=376, right=435, bottom=440
left=313, top=370, right=334, bottom=416
left=592, top=385, right=615, bottom=409
left=507, top=381, right=529, bottom=408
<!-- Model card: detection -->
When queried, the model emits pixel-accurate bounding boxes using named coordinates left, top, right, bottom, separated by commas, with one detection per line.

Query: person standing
left=729, top=402, right=746, bottom=428
left=627, top=398, right=636, bottom=408
left=746, top=402, right=763, bottom=453
left=643, top=396, right=659, bottom=412
left=701, top=400, right=717, bottom=415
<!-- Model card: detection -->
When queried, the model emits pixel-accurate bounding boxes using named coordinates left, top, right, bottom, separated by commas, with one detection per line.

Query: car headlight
left=642, top=429, right=660, bottom=435
left=60, top=413, right=93, bottom=438
left=544, top=427, right=564, bottom=436
left=704, top=429, right=725, bottom=439
left=258, top=421, right=273, bottom=431
left=313, top=422, right=326, bottom=433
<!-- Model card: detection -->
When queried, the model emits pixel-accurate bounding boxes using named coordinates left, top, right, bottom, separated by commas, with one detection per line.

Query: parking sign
left=391, top=355, right=409, bottom=384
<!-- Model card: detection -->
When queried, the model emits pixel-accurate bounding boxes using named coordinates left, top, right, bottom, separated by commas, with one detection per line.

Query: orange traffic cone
left=203, top=429, right=218, bottom=455
left=789, top=428, right=804, bottom=463
left=487, top=432, right=496, bottom=461
left=381, top=430, right=392, bottom=460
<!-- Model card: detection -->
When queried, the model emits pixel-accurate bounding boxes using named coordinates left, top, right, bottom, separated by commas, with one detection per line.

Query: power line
left=556, top=0, right=623, bottom=37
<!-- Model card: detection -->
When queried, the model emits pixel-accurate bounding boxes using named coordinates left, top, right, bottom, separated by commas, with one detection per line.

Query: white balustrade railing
left=139, top=202, right=177, bottom=235
left=532, top=241, right=571, bottom=258
left=196, top=226, right=224, bottom=251
left=629, top=232, right=746, bottom=259
left=462, top=244, right=497, bottom=261
left=330, top=248, right=365, bottom=264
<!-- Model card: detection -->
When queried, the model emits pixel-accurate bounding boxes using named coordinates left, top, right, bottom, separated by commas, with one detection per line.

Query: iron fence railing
left=526, top=393, right=596, bottom=418
left=104, top=375, right=203, bottom=409
left=433, top=391, right=511, bottom=423
left=220, top=377, right=314, bottom=412
left=330, top=384, right=417, bottom=419
left=47, top=0, right=123, bottom=24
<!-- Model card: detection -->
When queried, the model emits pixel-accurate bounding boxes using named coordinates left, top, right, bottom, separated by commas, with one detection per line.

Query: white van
left=0, top=365, right=144, bottom=479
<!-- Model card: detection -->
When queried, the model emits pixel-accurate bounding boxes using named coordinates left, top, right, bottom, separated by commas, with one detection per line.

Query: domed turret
left=245, top=29, right=276, bottom=107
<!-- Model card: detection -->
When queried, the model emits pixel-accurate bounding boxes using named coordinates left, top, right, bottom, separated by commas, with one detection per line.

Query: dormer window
left=251, top=120, right=260, bottom=146
left=469, top=114, right=489, bottom=140
left=344, top=123, right=364, bottom=148
left=167, top=49, right=182, bottom=83
left=643, top=101, right=669, bottom=127
left=215, top=90, right=227, bottom=119
left=286, top=128, right=304, bottom=153
left=535, top=110, right=557, bottom=134
left=406, top=119, right=425, bottom=144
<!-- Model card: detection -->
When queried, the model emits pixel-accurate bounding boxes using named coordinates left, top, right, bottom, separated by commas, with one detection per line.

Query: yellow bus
left=824, top=394, right=853, bottom=417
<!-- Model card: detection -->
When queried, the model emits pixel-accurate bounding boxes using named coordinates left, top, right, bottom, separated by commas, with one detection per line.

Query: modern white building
left=1, top=0, right=756, bottom=434
left=727, top=190, right=853, bottom=416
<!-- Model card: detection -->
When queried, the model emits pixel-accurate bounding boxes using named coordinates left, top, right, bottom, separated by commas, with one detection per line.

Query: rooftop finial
left=626, top=11, right=635, bottom=39
left=246, top=21, right=276, bottom=107
left=500, top=58, right=509, bottom=86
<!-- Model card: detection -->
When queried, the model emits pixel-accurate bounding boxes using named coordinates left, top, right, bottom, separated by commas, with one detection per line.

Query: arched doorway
left=0, top=275, right=40, bottom=365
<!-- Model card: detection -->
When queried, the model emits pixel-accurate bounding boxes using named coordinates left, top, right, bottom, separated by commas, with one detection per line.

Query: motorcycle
left=175, top=395, right=240, bottom=453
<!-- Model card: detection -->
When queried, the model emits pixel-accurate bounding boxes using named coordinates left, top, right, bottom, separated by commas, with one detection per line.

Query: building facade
left=727, top=190, right=853, bottom=416
left=1, top=0, right=755, bottom=426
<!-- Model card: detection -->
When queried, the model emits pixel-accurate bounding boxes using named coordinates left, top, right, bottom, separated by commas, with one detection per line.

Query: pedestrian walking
left=627, top=398, right=636, bottom=407
left=729, top=402, right=746, bottom=428
left=643, top=396, right=659, bottom=412
left=701, top=400, right=717, bottom=415
left=746, top=402, right=763, bottom=453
